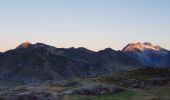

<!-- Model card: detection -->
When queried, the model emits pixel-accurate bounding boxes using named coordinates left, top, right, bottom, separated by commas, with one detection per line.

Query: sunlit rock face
left=122, top=42, right=169, bottom=67
left=16, top=42, right=33, bottom=49
left=122, top=42, right=164, bottom=52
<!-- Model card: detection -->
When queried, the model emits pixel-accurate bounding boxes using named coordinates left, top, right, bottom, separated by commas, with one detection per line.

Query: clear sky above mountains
left=0, top=0, right=170, bottom=51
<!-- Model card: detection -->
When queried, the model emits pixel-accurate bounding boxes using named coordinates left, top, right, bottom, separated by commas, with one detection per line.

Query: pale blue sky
left=0, top=0, right=170, bottom=51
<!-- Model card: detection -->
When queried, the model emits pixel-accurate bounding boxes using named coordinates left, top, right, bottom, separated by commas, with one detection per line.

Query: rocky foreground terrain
left=0, top=68, right=169, bottom=100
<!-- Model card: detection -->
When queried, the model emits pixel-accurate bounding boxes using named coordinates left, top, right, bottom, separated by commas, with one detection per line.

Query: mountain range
left=0, top=42, right=169, bottom=84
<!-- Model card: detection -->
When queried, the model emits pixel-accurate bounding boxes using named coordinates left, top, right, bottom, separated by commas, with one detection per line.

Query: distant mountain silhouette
left=0, top=42, right=169, bottom=84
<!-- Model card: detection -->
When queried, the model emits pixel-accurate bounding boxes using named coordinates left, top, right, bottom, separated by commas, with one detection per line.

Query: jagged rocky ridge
left=0, top=42, right=169, bottom=84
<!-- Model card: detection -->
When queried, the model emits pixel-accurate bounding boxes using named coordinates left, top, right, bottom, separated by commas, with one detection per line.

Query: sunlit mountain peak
left=16, top=41, right=32, bottom=49
left=122, top=42, right=163, bottom=52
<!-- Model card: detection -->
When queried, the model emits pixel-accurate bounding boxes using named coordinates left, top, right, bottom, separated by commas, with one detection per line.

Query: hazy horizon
left=0, top=0, right=170, bottom=52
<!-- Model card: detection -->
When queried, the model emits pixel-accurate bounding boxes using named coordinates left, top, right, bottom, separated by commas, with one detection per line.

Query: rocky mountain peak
left=16, top=42, right=32, bottom=49
left=122, top=42, right=162, bottom=52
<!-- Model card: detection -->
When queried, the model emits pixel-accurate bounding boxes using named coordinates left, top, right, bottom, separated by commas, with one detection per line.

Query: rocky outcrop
left=48, top=80, right=81, bottom=87
left=112, top=77, right=170, bottom=88
left=0, top=83, right=124, bottom=100
left=62, top=83, right=124, bottom=95
left=2, top=91, right=60, bottom=100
